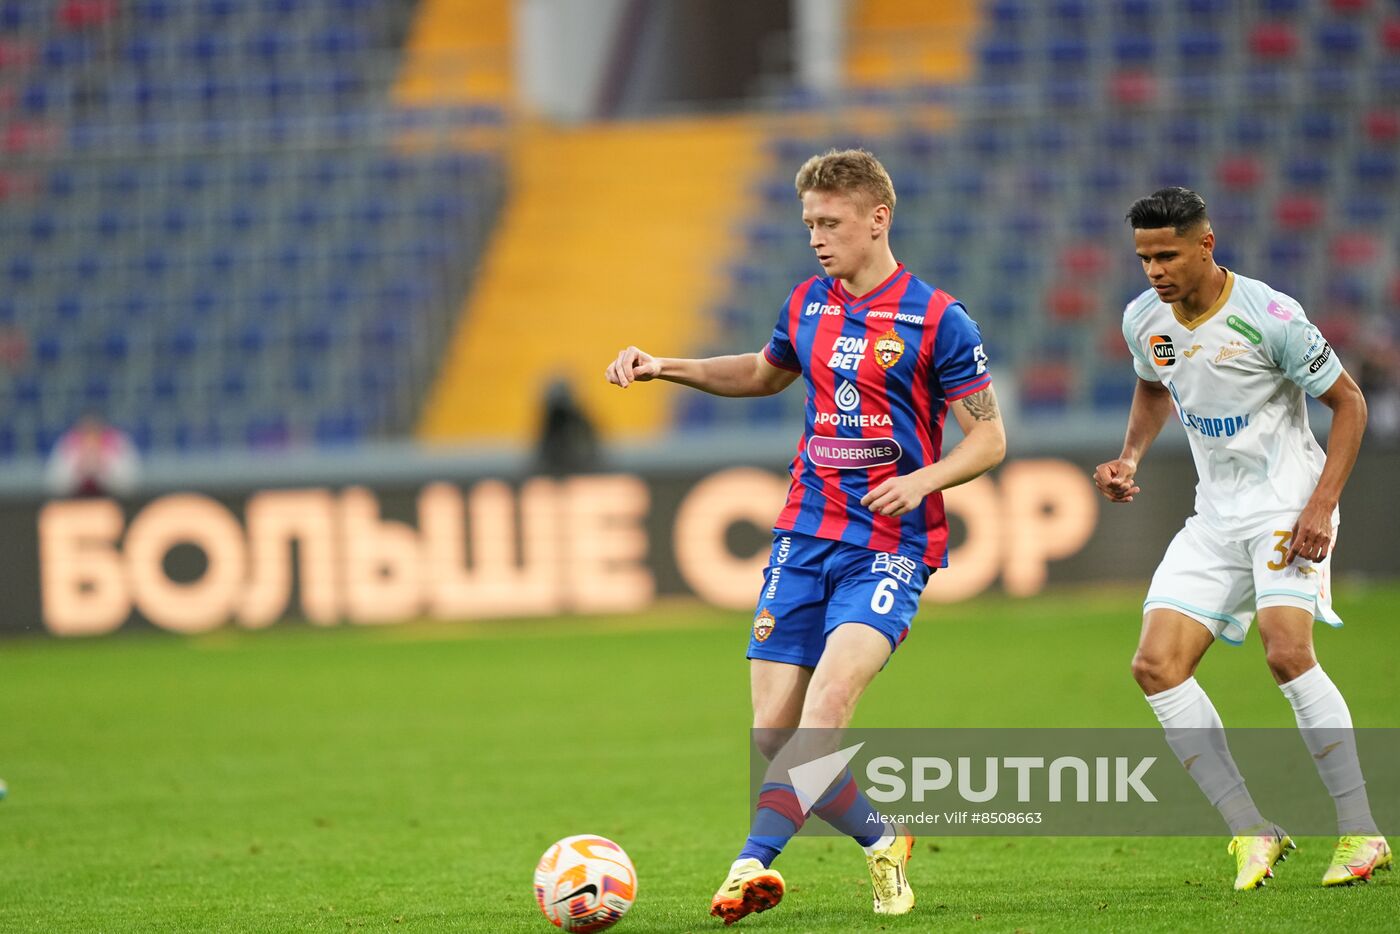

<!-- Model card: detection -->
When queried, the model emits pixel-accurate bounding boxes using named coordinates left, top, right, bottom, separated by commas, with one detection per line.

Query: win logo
left=1149, top=334, right=1175, bottom=366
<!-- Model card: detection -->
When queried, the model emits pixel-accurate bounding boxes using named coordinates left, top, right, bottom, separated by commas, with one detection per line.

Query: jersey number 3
left=1266, top=531, right=1292, bottom=571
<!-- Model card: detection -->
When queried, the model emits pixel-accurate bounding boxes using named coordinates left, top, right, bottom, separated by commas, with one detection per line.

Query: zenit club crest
left=873, top=329, right=905, bottom=369
left=753, top=609, right=775, bottom=643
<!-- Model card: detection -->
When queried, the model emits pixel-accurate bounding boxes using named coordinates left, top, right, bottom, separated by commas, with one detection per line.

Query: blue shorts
left=747, top=531, right=934, bottom=669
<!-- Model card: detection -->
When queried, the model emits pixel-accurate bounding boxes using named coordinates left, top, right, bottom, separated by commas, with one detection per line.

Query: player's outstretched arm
left=605, top=347, right=798, bottom=398
left=1286, top=368, right=1367, bottom=563
left=1093, top=377, right=1174, bottom=504
left=861, top=385, right=1007, bottom=517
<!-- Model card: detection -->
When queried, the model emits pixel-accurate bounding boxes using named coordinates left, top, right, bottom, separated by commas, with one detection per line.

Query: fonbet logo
left=786, top=746, right=1158, bottom=808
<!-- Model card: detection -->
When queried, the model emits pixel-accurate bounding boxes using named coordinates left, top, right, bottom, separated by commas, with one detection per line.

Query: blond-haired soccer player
left=607, top=149, right=1005, bottom=923
left=1096, top=186, right=1389, bottom=890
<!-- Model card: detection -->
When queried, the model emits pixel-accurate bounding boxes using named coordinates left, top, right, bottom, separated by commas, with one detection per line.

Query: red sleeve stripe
left=945, top=374, right=992, bottom=401
left=762, top=344, right=802, bottom=372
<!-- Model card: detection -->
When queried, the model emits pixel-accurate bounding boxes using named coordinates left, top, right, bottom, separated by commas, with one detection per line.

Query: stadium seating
left=0, top=0, right=505, bottom=459
left=695, top=0, right=1400, bottom=428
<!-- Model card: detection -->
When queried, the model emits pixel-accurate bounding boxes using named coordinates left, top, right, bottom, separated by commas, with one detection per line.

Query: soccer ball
left=533, top=834, right=637, bottom=932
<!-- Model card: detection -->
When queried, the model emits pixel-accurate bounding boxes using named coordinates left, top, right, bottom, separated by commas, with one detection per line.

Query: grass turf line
left=0, top=584, right=1396, bottom=932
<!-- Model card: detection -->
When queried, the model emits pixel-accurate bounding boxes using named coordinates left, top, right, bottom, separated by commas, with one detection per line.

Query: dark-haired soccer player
left=606, top=149, right=1005, bottom=923
left=1096, top=187, right=1389, bottom=890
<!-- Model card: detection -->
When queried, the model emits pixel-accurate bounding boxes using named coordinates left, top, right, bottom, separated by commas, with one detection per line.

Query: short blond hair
left=794, top=148, right=896, bottom=212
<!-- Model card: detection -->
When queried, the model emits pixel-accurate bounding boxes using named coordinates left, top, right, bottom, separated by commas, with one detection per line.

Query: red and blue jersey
left=761, top=264, right=991, bottom=568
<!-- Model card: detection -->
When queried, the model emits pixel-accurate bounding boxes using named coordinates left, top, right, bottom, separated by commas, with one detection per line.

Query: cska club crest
left=873, top=328, right=905, bottom=369
left=753, top=608, right=776, bottom=642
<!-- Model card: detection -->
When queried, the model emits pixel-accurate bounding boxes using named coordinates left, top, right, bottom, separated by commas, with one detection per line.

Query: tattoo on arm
left=962, top=387, right=1000, bottom=422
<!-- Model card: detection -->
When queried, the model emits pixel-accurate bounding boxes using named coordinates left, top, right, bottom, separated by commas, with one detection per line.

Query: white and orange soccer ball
left=533, top=834, right=637, bottom=932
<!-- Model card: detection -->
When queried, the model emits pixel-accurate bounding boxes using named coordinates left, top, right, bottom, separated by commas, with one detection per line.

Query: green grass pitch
left=2, top=583, right=1397, bottom=932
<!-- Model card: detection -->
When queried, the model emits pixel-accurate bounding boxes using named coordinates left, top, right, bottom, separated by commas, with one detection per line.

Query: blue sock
left=814, top=768, right=885, bottom=847
left=736, top=782, right=807, bottom=867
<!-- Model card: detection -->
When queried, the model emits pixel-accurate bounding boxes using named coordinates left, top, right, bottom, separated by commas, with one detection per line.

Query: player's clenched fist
left=606, top=346, right=662, bottom=388
left=1093, top=457, right=1141, bottom=503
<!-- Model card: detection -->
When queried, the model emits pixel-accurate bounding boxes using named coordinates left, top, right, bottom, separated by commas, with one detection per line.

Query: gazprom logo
left=1167, top=382, right=1251, bottom=439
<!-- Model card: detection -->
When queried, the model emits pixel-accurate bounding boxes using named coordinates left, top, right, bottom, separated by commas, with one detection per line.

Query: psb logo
left=835, top=380, right=860, bottom=412
left=1149, top=334, right=1175, bottom=366
left=753, top=608, right=776, bottom=642
left=873, top=328, right=905, bottom=369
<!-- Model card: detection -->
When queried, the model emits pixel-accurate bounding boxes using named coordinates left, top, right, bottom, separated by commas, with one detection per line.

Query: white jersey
left=1122, top=270, right=1343, bottom=535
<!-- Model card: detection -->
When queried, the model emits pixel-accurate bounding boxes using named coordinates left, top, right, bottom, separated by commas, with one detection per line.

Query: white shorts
left=1144, top=515, right=1343, bottom=645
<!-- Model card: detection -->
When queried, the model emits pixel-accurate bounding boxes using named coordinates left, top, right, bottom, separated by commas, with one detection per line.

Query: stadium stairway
left=394, top=0, right=511, bottom=105
left=418, top=115, right=763, bottom=445
left=845, top=0, right=977, bottom=87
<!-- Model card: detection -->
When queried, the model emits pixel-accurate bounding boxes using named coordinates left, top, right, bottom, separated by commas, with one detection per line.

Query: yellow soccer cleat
left=1322, top=835, right=1392, bottom=887
left=866, top=827, right=915, bottom=915
left=709, top=858, right=784, bottom=926
left=1227, top=824, right=1295, bottom=890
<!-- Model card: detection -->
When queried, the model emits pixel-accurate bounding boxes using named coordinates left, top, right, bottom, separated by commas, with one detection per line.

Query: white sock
left=861, top=826, right=895, bottom=856
left=1278, top=665, right=1378, bottom=835
left=1146, top=677, right=1265, bottom=834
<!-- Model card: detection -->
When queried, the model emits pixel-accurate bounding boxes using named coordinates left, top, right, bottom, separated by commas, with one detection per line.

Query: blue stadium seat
left=102, top=332, right=128, bottom=361
left=245, top=415, right=290, bottom=448
left=15, top=377, right=40, bottom=406
left=1284, top=155, right=1330, bottom=187
left=978, top=38, right=1025, bottom=71
left=152, top=370, right=178, bottom=402
left=1113, top=32, right=1154, bottom=63
left=1051, top=0, right=1092, bottom=24
left=1091, top=372, right=1137, bottom=409
left=7, top=256, right=34, bottom=286
left=987, top=0, right=1029, bottom=27
left=1212, top=243, right=1241, bottom=269
left=1043, top=76, right=1091, bottom=108
left=1047, top=36, right=1091, bottom=68
left=1354, top=151, right=1398, bottom=185
left=1316, top=20, right=1364, bottom=56
left=1231, top=112, right=1276, bottom=148
left=1244, top=66, right=1290, bottom=102
left=27, top=213, right=56, bottom=242
left=314, top=412, right=365, bottom=446
left=1178, top=29, right=1226, bottom=61
left=221, top=370, right=246, bottom=400
left=675, top=393, right=719, bottom=429
left=82, top=375, right=110, bottom=405
left=1342, top=193, right=1388, bottom=224
left=1116, top=0, right=1158, bottom=17
left=1296, top=110, right=1341, bottom=144
left=1267, top=236, right=1309, bottom=268
left=35, top=335, right=63, bottom=366
left=1309, top=65, right=1355, bottom=99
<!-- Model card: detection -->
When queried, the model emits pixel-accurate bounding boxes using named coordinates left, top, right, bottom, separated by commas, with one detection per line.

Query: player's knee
left=802, top=681, right=859, bottom=730
left=750, top=725, right=793, bottom=761
left=1131, top=650, right=1186, bottom=695
left=1264, top=643, right=1316, bottom=683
